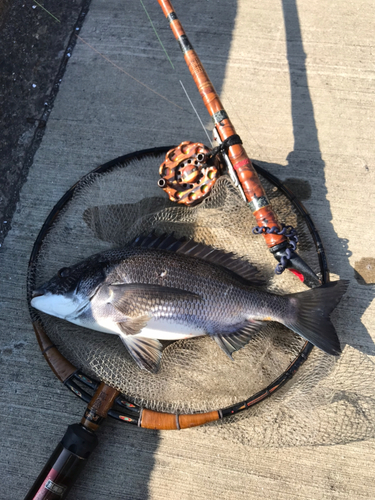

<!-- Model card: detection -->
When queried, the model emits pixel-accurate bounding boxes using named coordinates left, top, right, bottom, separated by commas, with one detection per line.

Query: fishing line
left=179, top=80, right=213, bottom=146
left=139, top=0, right=175, bottom=69
left=33, top=0, right=61, bottom=23
left=140, top=0, right=212, bottom=142
left=75, top=34, right=185, bottom=111
left=30, top=0, right=186, bottom=112
left=31, top=0, right=268, bottom=158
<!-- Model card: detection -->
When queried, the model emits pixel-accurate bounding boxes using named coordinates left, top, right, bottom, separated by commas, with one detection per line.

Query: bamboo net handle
left=140, top=408, right=220, bottom=430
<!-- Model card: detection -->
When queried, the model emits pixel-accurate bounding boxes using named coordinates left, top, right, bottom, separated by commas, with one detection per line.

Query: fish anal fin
left=213, top=320, right=264, bottom=359
left=213, top=336, right=235, bottom=360
left=119, top=335, right=163, bottom=373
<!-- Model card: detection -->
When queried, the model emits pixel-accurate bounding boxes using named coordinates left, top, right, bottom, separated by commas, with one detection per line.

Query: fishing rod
left=156, top=0, right=320, bottom=288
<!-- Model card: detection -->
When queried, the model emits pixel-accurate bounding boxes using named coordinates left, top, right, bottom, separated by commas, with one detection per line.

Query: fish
left=31, top=233, right=349, bottom=373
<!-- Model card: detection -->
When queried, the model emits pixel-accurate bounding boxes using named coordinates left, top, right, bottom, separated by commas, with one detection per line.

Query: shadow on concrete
left=256, top=0, right=375, bottom=355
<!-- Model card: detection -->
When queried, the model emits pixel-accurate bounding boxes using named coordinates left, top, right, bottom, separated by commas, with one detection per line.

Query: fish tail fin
left=283, top=280, right=349, bottom=355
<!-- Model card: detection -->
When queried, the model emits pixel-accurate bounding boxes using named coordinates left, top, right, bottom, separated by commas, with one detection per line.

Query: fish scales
left=98, top=247, right=277, bottom=328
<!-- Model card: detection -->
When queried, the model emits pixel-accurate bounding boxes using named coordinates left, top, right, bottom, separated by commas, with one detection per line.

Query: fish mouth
left=30, top=290, right=85, bottom=319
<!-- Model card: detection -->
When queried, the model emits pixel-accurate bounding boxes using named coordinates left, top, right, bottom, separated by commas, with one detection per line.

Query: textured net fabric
left=202, top=346, right=375, bottom=447
left=29, top=151, right=375, bottom=446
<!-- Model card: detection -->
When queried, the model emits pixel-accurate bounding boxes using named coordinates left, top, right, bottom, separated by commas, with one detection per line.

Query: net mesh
left=29, top=150, right=375, bottom=446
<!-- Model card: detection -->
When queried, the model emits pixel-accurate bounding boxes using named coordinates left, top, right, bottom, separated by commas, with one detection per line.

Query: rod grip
left=24, top=424, right=98, bottom=500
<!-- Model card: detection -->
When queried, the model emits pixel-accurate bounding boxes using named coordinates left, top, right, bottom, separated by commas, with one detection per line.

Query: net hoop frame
left=27, top=146, right=328, bottom=429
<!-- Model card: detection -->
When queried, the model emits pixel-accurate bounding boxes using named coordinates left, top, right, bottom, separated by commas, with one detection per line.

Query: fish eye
left=57, top=267, right=71, bottom=278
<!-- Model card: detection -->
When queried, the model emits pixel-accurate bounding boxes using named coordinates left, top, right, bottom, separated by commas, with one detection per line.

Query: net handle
left=24, top=383, right=119, bottom=500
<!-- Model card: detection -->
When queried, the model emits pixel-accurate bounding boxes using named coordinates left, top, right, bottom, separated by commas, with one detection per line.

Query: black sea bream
left=31, top=234, right=348, bottom=373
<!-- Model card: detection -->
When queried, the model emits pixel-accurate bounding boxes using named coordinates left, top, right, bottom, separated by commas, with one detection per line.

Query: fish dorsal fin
left=130, top=232, right=265, bottom=285
left=130, top=231, right=184, bottom=252
left=213, top=320, right=264, bottom=359
left=118, top=334, right=163, bottom=373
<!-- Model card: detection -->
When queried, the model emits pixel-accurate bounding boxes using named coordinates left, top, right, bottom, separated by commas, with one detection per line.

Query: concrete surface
left=1, top=0, right=374, bottom=498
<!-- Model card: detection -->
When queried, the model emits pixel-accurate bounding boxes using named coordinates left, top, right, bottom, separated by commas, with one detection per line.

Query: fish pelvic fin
left=119, top=334, right=163, bottom=373
left=213, top=320, right=264, bottom=359
left=117, top=315, right=151, bottom=336
left=283, top=280, right=349, bottom=356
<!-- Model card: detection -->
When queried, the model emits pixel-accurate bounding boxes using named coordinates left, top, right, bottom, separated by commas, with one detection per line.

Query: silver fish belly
left=31, top=233, right=348, bottom=373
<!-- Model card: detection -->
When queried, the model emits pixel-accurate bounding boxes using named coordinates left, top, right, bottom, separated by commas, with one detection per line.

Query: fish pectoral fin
left=119, top=335, right=163, bottom=373
left=109, top=283, right=201, bottom=316
left=213, top=320, right=264, bottom=359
